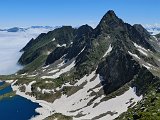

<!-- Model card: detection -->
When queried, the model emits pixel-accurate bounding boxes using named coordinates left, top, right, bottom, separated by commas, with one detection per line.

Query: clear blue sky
left=0, top=0, right=159, bottom=28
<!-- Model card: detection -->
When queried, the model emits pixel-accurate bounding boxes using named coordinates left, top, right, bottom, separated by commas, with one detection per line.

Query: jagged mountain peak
left=100, top=10, right=123, bottom=26
left=103, top=10, right=117, bottom=19
left=95, top=10, right=125, bottom=35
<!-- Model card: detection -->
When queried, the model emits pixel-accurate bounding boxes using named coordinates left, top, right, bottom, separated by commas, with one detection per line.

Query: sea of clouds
left=0, top=27, right=53, bottom=75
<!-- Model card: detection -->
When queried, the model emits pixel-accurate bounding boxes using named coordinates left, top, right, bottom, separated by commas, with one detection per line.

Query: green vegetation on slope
left=44, top=113, right=73, bottom=120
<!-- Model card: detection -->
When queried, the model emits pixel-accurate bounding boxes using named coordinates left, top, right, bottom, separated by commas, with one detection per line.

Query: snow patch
left=138, top=49, right=148, bottom=56
left=142, top=64, right=151, bottom=69
left=45, top=81, right=53, bottom=83
left=46, top=51, right=52, bottom=55
left=52, top=38, right=55, bottom=41
left=42, top=89, right=55, bottom=94
left=133, top=42, right=150, bottom=53
left=42, top=65, right=50, bottom=69
left=77, top=47, right=85, bottom=56
left=24, top=81, right=36, bottom=93
left=57, top=44, right=66, bottom=47
left=153, top=36, right=158, bottom=41
left=103, top=44, right=112, bottom=57
left=93, top=86, right=103, bottom=92
left=128, top=51, right=141, bottom=59
left=28, top=74, right=37, bottom=77
left=48, top=69, right=59, bottom=74
left=41, top=60, right=75, bottom=79
left=5, top=80, right=14, bottom=83
left=37, top=87, right=41, bottom=92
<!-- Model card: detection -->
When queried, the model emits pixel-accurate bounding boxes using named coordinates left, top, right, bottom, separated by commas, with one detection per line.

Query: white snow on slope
left=128, top=51, right=141, bottom=59
left=138, top=49, right=148, bottom=56
left=142, top=62, right=158, bottom=70
left=48, top=69, right=59, bottom=74
left=77, top=47, right=86, bottom=56
left=50, top=71, right=98, bottom=115
left=133, top=43, right=148, bottom=52
left=11, top=70, right=142, bottom=120
left=52, top=38, right=56, bottom=41
left=24, top=81, right=36, bottom=93
left=57, top=61, right=66, bottom=68
left=142, top=64, right=151, bottom=69
left=42, top=65, right=50, bottom=69
left=153, top=36, right=158, bottom=41
left=28, top=74, right=37, bottom=77
left=41, top=60, right=75, bottom=79
left=73, top=87, right=142, bottom=120
left=5, top=80, right=14, bottom=83
left=42, top=89, right=55, bottom=94
left=57, top=44, right=66, bottom=47
left=50, top=71, right=142, bottom=120
left=103, top=44, right=112, bottom=57
left=133, top=42, right=149, bottom=56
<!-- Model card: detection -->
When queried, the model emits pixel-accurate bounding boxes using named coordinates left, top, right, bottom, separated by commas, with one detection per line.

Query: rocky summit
left=2, top=10, right=160, bottom=120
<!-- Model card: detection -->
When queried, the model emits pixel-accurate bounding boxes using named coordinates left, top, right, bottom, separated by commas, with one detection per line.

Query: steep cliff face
left=96, top=44, right=140, bottom=94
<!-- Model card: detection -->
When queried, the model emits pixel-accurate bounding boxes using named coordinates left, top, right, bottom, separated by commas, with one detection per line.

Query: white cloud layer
left=0, top=28, right=52, bottom=75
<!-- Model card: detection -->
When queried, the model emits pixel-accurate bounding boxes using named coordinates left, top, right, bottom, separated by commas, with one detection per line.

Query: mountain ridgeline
left=19, top=10, right=159, bottom=92
left=16, top=10, right=160, bottom=119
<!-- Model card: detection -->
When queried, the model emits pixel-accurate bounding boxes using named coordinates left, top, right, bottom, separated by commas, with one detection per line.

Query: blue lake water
left=0, top=81, right=5, bottom=86
left=0, top=82, right=41, bottom=120
left=0, top=85, right=12, bottom=95
left=0, top=96, right=40, bottom=120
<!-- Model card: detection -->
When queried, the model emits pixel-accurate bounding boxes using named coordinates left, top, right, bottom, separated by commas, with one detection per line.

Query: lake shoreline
left=10, top=80, right=54, bottom=120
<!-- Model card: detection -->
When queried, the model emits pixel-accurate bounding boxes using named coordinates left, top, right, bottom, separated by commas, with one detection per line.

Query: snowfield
left=41, top=60, right=76, bottom=79
left=11, top=70, right=142, bottom=120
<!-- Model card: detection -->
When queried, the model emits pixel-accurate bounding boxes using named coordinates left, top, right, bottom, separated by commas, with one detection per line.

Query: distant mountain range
left=0, top=26, right=57, bottom=32
left=1, top=25, right=160, bottom=36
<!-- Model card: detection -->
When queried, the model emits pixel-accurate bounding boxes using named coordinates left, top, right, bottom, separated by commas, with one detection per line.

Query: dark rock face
left=96, top=44, right=140, bottom=94
left=65, top=25, right=93, bottom=60
left=20, top=33, right=46, bottom=52
left=133, top=24, right=150, bottom=38
left=45, top=47, right=68, bottom=65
